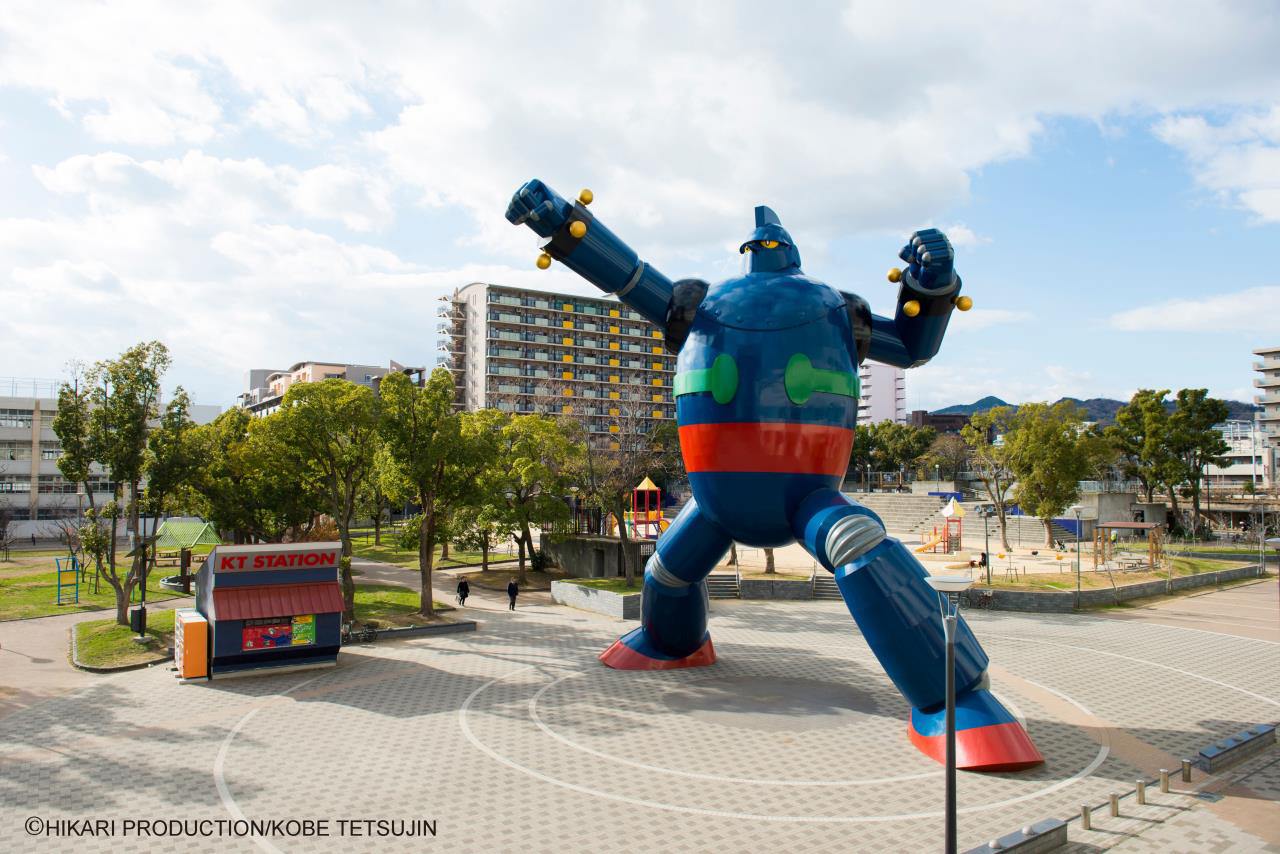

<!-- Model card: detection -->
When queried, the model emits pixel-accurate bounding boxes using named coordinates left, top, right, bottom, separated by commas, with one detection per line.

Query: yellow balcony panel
left=562, top=337, right=574, bottom=346
left=562, top=320, right=573, bottom=328
left=564, top=388, right=573, bottom=396
left=609, top=375, right=620, bottom=383
left=562, top=354, right=573, bottom=363
left=609, top=391, right=620, bottom=399
left=610, top=441, right=620, bottom=450
left=609, top=425, right=620, bottom=433
left=562, top=302, right=574, bottom=311
left=652, top=393, right=662, bottom=402
left=652, top=362, right=662, bottom=370
left=561, top=370, right=573, bottom=379
left=652, top=410, right=663, bottom=418
left=652, top=330, right=662, bottom=338
left=652, top=346, right=663, bottom=354
left=609, top=325, right=620, bottom=333
left=562, top=405, right=573, bottom=413
left=609, top=341, right=620, bottom=350
left=651, top=378, right=662, bottom=386
left=609, top=358, right=620, bottom=366
left=609, top=308, right=620, bottom=317
left=609, top=407, right=620, bottom=416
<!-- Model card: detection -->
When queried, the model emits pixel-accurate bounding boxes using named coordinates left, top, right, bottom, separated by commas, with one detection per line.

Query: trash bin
left=129, top=606, right=146, bottom=635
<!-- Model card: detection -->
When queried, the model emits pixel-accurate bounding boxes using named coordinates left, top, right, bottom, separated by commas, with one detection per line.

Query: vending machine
left=173, top=609, right=208, bottom=679
left=191, top=542, right=345, bottom=679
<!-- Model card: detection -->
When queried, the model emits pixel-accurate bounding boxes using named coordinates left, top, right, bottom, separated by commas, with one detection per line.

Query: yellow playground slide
left=914, top=532, right=945, bottom=554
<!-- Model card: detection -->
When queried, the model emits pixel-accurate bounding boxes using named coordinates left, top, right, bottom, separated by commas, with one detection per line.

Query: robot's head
left=739, top=205, right=802, bottom=274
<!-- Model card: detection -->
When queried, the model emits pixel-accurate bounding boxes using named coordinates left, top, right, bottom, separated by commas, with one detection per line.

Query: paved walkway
left=1098, top=577, right=1278, bottom=643
left=0, top=578, right=1276, bottom=852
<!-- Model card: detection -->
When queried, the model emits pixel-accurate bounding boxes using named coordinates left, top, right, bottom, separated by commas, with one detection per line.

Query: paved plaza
left=1, top=578, right=1277, bottom=852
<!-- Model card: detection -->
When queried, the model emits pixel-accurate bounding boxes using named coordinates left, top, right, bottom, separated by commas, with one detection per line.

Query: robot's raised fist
left=506, top=179, right=570, bottom=238
left=897, top=228, right=955, bottom=290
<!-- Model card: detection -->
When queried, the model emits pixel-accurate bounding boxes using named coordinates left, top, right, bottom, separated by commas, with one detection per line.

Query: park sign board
left=212, top=542, right=340, bottom=573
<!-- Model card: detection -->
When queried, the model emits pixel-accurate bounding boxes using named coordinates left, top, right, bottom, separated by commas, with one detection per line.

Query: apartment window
left=0, top=409, right=33, bottom=429
left=0, top=442, right=31, bottom=460
left=0, top=476, right=31, bottom=493
left=41, top=443, right=62, bottom=460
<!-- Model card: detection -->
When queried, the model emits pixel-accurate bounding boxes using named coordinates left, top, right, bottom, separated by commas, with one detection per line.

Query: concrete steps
left=845, top=492, right=947, bottom=537
left=812, top=573, right=842, bottom=600
left=705, top=572, right=740, bottom=599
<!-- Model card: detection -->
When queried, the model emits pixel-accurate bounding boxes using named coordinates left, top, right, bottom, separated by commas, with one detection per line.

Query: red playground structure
left=629, top=477, right=666, bottom=539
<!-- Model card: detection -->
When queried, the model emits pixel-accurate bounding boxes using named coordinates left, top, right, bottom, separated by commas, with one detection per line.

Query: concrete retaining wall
left=540, top=534, right=650, bottom=580
left=964, top=564, right=1265, bottom=612
left=739, top=579, right=812, bottom=600
left=551, top=580, right=641, bottom=619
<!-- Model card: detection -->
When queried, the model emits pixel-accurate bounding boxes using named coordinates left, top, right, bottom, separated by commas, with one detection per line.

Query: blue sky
left=1, top=2, right=1277, bottom=412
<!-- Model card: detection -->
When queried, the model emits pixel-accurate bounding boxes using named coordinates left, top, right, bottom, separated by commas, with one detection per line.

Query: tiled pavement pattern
left=1, top=599, right=1276, bottom=852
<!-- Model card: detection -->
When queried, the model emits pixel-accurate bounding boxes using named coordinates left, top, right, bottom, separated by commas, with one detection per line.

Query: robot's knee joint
left=647, top=552, right=690, bottom=589
left=825, top=513, right=886, bottom=567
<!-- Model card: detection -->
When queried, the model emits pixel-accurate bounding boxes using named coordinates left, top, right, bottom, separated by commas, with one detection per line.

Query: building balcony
left=1255, top=393, right=1280, bottom=406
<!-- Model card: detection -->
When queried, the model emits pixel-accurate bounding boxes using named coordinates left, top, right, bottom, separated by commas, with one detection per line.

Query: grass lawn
left=455, top=567, right=568, bottom=592
left=353, top=584, right=453, bottom=628
left=560, top=577, right=644, bottom=595
left=351, top=541, right=502, bottom=570
left=0, top=566, right=184, bottom=621
left=73, top=608, right=175, bottom=669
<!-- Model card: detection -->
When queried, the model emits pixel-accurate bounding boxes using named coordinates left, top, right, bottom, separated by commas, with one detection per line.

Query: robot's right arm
left=506, top=179, right=676, bottom=331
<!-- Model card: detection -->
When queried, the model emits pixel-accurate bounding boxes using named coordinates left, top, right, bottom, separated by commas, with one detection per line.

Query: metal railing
left=0, top=378, right=63, bottom=399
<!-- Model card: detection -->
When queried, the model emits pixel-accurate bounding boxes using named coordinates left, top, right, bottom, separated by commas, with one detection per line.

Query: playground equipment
left=607, top=477, right=673, bottom=539
left=153, top=517, right=221, bottom=594
left=1093, top=521, right=1164, bottom=571
left=55, top=555, right=79, bottom=605
left=915, top=498, right=965, bottom=554
left=506, top=179, right=1040, bottom=772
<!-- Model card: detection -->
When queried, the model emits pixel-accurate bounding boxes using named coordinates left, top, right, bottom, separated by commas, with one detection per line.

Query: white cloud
left=940, top=225, right=991, bottom=248
left=1109, top=285, right=1280, bottom=333
left=1156, top=106, right=1280, bottom=222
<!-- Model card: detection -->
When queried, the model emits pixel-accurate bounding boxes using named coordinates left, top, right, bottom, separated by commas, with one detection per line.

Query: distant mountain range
left=932, top=396, right=1258, bottom=426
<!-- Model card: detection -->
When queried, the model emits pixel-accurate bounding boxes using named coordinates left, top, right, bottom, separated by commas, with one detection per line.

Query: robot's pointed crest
left=755, top=205, right=782, bottom=228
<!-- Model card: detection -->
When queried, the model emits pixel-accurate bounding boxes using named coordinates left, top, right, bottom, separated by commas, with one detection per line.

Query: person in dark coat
left=506, top=578, right=518, bottom=611
left=456, top=578, right=470, bottom=606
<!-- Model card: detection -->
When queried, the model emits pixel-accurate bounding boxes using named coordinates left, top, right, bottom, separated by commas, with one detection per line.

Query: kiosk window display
left=185, top=542, right=345, bottom=679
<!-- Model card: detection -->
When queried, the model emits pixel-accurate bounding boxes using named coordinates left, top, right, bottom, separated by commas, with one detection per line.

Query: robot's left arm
left=842, top=228, right=970, bottom=369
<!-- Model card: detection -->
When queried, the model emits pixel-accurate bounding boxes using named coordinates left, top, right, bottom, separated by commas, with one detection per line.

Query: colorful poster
left=242, top=618, right=292, bottom=651
left=290, top=614, right=316, bottom=646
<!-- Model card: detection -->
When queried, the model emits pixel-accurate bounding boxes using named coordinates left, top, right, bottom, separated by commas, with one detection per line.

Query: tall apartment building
left=1255, top=345, right=1280, bottom=448
left=437, top=282, right=909, bottom=444
left=238, top=360, right=425, bottom=416
left=1205, top=419, right=1276, bottom=490
left=858, top=362, right=907, bottom=425
left=437, top=283, right=676, bottom=446
left=0, top=378, right=218, bottom=537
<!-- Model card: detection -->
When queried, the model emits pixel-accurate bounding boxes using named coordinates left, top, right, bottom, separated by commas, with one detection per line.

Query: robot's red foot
left=599, top=628, right=716, bottom=670
left=907, top=689, right=1044, bottom=772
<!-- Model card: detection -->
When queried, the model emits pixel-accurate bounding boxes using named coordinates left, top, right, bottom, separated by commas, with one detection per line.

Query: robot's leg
left=792, top=489, right=1042, bottom=771
left=599, top=498, right=731, bottom=670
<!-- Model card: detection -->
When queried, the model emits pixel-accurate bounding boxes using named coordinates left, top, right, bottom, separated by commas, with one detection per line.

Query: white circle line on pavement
left=985, top=635, right=1280, bottom=709
left=459, top=664, right=1109, bottom=823
left=214, top=672, right=329, bottom=854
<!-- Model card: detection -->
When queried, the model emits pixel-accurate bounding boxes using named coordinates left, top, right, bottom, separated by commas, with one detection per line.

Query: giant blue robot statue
left=506, top=180, right=1042, bottom=771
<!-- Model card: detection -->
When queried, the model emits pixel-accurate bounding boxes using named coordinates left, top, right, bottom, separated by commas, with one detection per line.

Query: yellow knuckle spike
left=536, top=252, right=552, bottom=270
left=887, top=267, right=903, bottom=283
left=578, top=188, right=593, bottom=205
left=902, top=299, right=921, bottom=318
left=568, top=220, right=587, bottom=239
left=954, top=295, right=973, bottom=311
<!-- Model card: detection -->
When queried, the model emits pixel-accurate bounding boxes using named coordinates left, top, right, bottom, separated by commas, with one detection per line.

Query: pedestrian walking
left=506, top=578, right=518, bottom=611
left=455, top=578, right=470, bottom=607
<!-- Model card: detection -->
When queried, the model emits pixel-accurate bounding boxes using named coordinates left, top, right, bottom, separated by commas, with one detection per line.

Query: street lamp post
left=982, top=506, right=992, bottom=586
left=925, top=574, right=976, bottom=854
left=1070, top=504, right=1084, bottom=609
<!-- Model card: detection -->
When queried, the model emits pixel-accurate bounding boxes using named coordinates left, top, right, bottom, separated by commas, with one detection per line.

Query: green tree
left=51, top=366, right=98, bottom=511
left=924, top=432, right=969, bottom=481
left=142, top=388, right=200, bottom=545
left=962, top=407, right=1017, bottom=552
left=1166, top=389, right=1230, bottom=534
left=1106, top=389, right=1175, bottom=502
left=272, top=379, right=379, bottom=617
left=85, top=341, right=170, bottom=625
left=488, top=413, right=582, bottom=583
left=1003, top=401, right=1109, bottom=547
left=866, top=422, right=936, bottom=484
left=847, top=424, right=875, bottom=486
left=377, top=370, right=491, bottom=616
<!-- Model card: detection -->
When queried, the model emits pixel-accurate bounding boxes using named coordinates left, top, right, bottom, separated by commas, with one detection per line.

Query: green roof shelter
left=153, top=518, right=222, bottom=551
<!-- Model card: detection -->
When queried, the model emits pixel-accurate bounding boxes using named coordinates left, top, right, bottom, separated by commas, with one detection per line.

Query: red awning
left=213, top=582, right=344, bottom=621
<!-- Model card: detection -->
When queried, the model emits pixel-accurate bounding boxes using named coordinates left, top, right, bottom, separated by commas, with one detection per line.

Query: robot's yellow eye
left=759, top=240, right=779, bottom=249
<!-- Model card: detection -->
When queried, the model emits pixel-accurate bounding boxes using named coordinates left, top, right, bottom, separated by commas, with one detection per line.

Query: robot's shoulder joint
left=841, top=291, right=872, bottom=364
